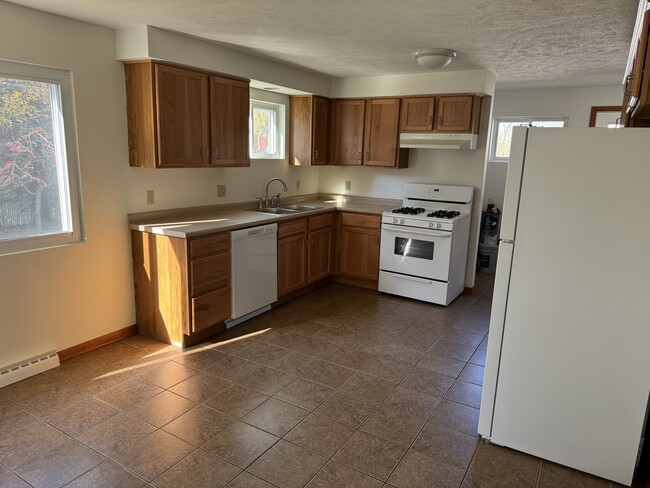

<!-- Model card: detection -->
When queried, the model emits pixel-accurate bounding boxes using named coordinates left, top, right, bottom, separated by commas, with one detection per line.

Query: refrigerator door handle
left=500, top=239, right=514, bottom=244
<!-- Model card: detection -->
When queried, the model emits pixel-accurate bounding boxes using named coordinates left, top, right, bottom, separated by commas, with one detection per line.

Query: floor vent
left=0, top=350, right=60, bottom=388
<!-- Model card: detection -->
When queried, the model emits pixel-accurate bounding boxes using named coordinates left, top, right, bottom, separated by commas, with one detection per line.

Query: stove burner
left=427, top=210, right=461, bottom=219
left=392, top=207, right=426, bottom=215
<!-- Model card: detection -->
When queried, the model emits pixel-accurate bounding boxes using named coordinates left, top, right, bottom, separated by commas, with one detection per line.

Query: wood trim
left=58, top=325, right=138, bottom=362
left=463, top=286, right=474, bottom=295
left=589, top=105, right=623, bottom=127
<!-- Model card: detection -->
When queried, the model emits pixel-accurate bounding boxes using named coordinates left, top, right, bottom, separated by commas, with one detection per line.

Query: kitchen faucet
left=264, top=178, right=288, bottom=207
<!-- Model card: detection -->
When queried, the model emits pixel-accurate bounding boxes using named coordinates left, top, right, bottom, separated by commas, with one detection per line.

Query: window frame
left=489, top=116, right=569, bottom=163
left=0, top=59, right=85, bottom=256
left=249, top=98, right=285, bottom=160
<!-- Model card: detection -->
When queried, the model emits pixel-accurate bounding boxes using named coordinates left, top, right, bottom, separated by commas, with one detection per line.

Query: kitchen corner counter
left=129, top=196, right=399, bottom=238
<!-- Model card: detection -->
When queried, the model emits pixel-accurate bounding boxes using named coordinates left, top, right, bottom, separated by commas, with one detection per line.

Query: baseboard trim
left=58, top=324, right=138, bottom=362
left=463, top=286, right=474, bottom=295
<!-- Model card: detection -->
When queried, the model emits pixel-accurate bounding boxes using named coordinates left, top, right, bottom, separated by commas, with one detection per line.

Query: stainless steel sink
left=250, top=207, right=298, bottom=215
left=250, top=204, right=323, bottom=215
left=279, top=204, right=323, bottom=211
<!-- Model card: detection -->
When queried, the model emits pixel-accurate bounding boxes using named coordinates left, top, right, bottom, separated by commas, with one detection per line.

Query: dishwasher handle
left=230, top=223, right=278, bottom=242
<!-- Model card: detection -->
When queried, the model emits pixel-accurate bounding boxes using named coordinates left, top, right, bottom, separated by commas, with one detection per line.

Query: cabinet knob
left=314, top=149, right=319, bottom=160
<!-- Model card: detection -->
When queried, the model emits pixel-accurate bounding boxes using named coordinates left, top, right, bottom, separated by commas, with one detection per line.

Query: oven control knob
left=400, top=219, right=405, bottom=224
left=437, top=223, right=442, bottom=229
left=429, top=222, right=434, bottom=228
left=393, top=218, right=399, bottom=224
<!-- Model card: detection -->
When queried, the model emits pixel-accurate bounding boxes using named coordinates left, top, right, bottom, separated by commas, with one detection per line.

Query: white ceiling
left=8, top=0, right=639, bottom=88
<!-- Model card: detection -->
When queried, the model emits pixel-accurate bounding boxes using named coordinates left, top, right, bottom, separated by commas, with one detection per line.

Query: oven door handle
left=392, top=274, right=434, bottom=284
left=382, top=223, right=452, bottom=238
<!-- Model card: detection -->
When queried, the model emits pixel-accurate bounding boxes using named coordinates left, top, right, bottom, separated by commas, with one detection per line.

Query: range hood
left=399, top=133, right=477, bottom=150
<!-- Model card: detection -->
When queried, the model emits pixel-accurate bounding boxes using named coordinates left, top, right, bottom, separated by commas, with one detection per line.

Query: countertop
left=129, top=197, right=398, bottom=238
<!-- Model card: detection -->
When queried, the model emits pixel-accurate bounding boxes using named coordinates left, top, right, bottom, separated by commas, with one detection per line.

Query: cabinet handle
left=314, top=149, right=319, bottom=160
left=365, top=151, right=369, bottom=161
left=624, top=74, right=633, bottom=96
left=428, top=115, right=433, bottom=126
left=358, top=151, right=362, bottom=161
left=438, top=111, right=443, bottom=127
left=208, top=272, right=217, bottom=276
left=375, top=236, right=379, bottom=245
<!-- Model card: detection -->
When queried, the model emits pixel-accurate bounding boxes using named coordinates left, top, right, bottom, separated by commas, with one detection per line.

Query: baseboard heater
left=0, top=350, right=60, bottom=388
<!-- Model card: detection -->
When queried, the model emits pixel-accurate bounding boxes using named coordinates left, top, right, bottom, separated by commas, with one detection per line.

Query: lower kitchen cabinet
left=278, top=212, right=334, bottom=296
left=131, top=230, right=231, bottom=346
left=338, top=212, right=381, bottom=282
left=278, top=232, right=308, bottom=296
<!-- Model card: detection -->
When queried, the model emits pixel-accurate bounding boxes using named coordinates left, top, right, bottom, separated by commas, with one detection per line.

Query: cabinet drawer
left=190, top=233, right=229, bottom=258
left=192, top=287, right=230, bottom=332
left=190, top=252, right=230, bottom=296
left=340, top=213, right=380, bottom=229
left=308, top=212, right=334, bottom=231
left=278, top=218, right=307, bottom=238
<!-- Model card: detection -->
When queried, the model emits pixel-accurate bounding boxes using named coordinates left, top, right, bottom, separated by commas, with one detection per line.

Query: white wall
left=0, top=2, right=135, bottom=365
left=485, top=85, right=624, bottom=212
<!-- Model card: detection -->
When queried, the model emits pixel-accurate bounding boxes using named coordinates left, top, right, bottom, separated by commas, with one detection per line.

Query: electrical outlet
left=217, top=185, right=226, bottom=197
left=296, top=179, right=301, bottom=191
left=146, top=190, right=154, bottom=205
left=345, top=180, right=352, bottom=191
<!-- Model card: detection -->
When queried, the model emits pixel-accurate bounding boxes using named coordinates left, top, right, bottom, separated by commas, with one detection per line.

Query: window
left=489, top=116, right=568, bottom=163
left=250, top=99, right=285, bottom=159
left=0, top=60, right=84, bottom=256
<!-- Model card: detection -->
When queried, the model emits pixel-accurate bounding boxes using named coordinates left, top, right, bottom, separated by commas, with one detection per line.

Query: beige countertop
left=129, top=197, right=399, bottom=238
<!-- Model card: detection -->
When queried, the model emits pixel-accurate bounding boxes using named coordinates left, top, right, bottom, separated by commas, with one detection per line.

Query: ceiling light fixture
left=413, top=48, right=457, bottom=70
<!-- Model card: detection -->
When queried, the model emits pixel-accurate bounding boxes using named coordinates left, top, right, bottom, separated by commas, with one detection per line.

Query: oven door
left=380, top=223, right=452, bottom=281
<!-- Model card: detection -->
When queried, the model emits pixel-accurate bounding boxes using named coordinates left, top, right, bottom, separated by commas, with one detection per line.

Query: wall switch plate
left=345, top=180, right=352, bottom=191
left=146, top=190, right=154, bottom=205
left=217, top=185, right=226, bottom=197
left=296, top=179, right=301, bottom=191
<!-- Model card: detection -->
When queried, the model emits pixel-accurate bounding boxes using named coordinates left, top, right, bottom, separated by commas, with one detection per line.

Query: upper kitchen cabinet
left=210, top=76, right=250, bottom=166
left=400, top=94, right=483, bottom=134
left=333, top=98, right=408, bottom=168
left=623, top=9, right=650, bottom=126
left=332, top=99, right=366, bottom=165
left=124, top=61, right=251, bottom=168
left=363, top=98, right=409, bottom=168
left=401, top=96, right=436, bottom=131
left=289, top=95, right=330, bottom=165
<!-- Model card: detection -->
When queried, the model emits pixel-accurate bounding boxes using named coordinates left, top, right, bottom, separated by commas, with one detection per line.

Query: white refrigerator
left=478, top=127, right=650, bottom=486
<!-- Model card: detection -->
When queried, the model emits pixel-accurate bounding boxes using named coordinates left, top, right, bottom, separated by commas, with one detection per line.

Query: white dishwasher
left=225, top=223, right=277, bottom=329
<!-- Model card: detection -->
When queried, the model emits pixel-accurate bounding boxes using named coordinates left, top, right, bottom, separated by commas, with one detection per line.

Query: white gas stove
left=378, top=183, right=474, bottom=306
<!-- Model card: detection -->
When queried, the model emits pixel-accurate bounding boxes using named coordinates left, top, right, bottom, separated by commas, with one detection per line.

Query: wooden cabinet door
left=339, top=227, right=380, bottom=280
left=278, top=234, right=307, bottom=296
left=312, top=96, right=330, bottom=164
left=333, top=99, right=366, bottom=165
left=307, top=227, right=332, bottom=283
left=401, top=97, right=435, bottom=131
left=210, top=75, right=250, bottom=167
left=155, top=64, right=210, bottom=167
left=434, top=95, right=474, bottom=132
left=363, top=98, right=402, bottom=167
left=289, top=96, right=311, bottom=165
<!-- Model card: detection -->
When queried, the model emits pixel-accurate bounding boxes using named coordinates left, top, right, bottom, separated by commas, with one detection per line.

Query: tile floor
left=0, top=273, right=646, bottom=487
